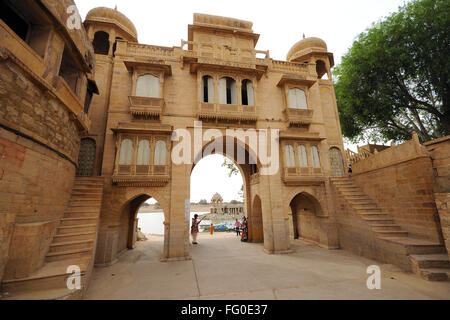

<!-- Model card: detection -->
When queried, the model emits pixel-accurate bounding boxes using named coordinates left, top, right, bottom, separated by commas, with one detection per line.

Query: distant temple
left=210, top=193, right=245, bottom=215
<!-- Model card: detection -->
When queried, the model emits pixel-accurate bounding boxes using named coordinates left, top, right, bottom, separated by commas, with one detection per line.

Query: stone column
left=162, top=163, right=191, bottom=261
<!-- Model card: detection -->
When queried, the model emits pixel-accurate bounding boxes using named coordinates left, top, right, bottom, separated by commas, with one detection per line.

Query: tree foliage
left=222, top=159, right=240, bottom=177
left=334, top=0, right=450, bottom=143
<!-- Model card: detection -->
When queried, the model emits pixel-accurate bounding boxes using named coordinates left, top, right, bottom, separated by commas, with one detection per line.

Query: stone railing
left=128, top=96, right=164, bottom=118
left=113, top=164, right=170, bottom=187
left=282, top=167, right=324, bottom=185
left=272, top=60, right=308, bottom=75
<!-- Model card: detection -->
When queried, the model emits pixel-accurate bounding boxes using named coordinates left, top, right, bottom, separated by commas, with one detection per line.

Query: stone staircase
left=332, top=177, right=449, bottom=281
left=2, top=177, right=104, bottom=299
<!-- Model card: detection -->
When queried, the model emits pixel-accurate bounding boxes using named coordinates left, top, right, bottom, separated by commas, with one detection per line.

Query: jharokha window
left=288, top=88, right=308, bottom=109
left=115, top=135, right=170, bottom=177
left=283, top=141, right=322, bottom=174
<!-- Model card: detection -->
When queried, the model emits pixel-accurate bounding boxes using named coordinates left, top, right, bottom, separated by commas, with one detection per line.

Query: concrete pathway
left=85, top=233, right=450, bottom=300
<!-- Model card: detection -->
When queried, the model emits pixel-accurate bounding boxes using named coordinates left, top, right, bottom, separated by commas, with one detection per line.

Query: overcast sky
left=75, top=0, right=409, bottom=204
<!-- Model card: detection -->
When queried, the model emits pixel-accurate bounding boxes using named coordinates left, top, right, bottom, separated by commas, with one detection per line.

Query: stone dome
left=85, top=7, right=137, bottom=41
left=211, top=193, right=223, bottom=203
left=287, top=37, right=327, bottom=62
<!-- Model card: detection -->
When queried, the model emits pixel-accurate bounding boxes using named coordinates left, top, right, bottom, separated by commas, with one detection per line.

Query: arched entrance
left=76, top=138, right=96, bottom=177
left=248, top=195, right=264, bottom=243
left=329, top=147, right=345, bottom=177
left=290, top=193, right=322, bottom=243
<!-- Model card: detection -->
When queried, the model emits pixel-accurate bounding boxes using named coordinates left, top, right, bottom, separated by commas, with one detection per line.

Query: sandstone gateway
left=0, top=3, right=448, bottom=299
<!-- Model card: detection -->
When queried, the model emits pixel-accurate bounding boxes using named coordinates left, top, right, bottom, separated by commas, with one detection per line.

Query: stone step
left=68, top=200, right=102, bottom=208
left=360, top=213, right=390, bottom=219
left=60, top=217, right=98, bottom=227
left=46, top=248, right=93, bottom=262
left=56, top=224, right=97, bottom=235
left=350, top=203, right=379, bottom=208
left=417, top=268, right=450, bottom=281
left=363, top=218, right=396, bottom=223
left=52, top=231, right=97, bottom=243
left=371, top=225, right=403, bottom=231
left=2, top=258, right=89, bottom=295
left=344, top=195, right=372, bottom=200
left=373, top=230, right=409, bottom=237
left=48, top=239, right=94, bottom=254
left=71, top=192, right=103, bottom=199
left=410, top=254, right=450, bottom=269
left=380, top=237, right=446, bottom=255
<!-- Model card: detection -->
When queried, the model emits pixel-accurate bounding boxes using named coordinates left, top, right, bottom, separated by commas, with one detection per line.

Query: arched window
left=316, top=60, right=328, bottom=80
left=298, top=145, right=308, bottom=168
left=119, top=139, right=133, bottom=165
left=202, top=75, right=215, bottom=103
left=311, top=146, right=321, bottom=168
left=285, top=145, right=296, bottom=168
left=136, top=74, right=160, bottom=98
left=92, top=31, right=110, bottom=55
left=242, top=79, right=254, bottom=106
left=154, top=140, right=167, bottom=165
left=288, top=88, right=308, bottom=109
left=137, top=139, right=150, bottom=165
left=219, top=77, right=237, bottom=105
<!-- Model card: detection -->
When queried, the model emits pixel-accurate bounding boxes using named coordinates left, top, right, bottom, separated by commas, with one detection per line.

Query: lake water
left=137, top=211, right=211, bottom=235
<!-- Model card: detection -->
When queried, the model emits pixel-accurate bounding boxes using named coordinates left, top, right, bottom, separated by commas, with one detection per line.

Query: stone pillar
left=259, top=173, right=291, bottom=254
left=0, top=213, right=14, bottom=284
left=162, top=163, right=191, bottom=261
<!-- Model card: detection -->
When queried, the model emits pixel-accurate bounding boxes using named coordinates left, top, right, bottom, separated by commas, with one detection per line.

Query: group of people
left=235, top=218, right=248, bottom=242
left=190, top=215, right=249, bottom=245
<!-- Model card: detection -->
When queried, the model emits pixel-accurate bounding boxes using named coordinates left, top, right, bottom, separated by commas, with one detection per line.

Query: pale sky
left=75, top=0, right=409, bottom=203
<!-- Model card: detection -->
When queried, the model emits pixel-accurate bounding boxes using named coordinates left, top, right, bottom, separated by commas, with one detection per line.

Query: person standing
left=191, top=214, right=200, bottom=244
left=210, top=223, right=214, bottom=235
left=241, top=217, right=248, bottom=242
left=235, top=219, right=241, bottom=236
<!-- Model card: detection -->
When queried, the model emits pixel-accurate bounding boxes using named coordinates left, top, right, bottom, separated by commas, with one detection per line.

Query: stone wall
left=424, top=136, right=450, bottom=193
left=435, top=193, right=450, bottom=258
left=352, top=137, right=443, bottom=243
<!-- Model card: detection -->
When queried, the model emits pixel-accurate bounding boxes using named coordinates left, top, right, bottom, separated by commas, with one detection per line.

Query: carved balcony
left=129, top=96, right=164, bottom=119
left=285, top=108, right=314, bottom=127
left=112, top=164, right=170, bottom=187
left=198, top=102, right=257, bottom=123
left=282, top=167, right=325, bottom=186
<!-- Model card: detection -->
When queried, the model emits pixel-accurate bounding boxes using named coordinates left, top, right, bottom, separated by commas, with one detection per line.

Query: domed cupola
left=286, top=35, right=334, bottom=79
left=287, top=36, right=327, bottom=63
left=84, top=6, right=138, bottom=43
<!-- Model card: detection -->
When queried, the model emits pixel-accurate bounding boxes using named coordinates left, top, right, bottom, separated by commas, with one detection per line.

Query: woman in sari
left=241, top=217, right=248, bottom=242
left=191, top=214, right=200, bottom=244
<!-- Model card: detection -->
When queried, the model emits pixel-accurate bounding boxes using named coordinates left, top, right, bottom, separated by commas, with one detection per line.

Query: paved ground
left=85, top=233, right=450, bottom=300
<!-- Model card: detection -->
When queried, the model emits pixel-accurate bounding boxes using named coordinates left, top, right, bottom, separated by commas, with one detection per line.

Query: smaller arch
left=119, top=139, right=133, bottom=165
left=92, top=31, right=110, bottom=55
left=241, top=79, right=254, bottom=106
left=136, top=74, right=160, bottom=98
left=289, top=192, right=323, bottom=241
left=202, top=75, right=215, bottom=103
left=310, top=145, right=321, bottom=168
left=316, top=60, right=328, bottom=80
left=219, top=77, right=237, bottom=105
left=288, top=88, right=308, bottom=109
left=154, top=140, right=167, bottom=165
left=285, top=144, right=296, bottom=168
left=249, top=195, right=264, bottom=243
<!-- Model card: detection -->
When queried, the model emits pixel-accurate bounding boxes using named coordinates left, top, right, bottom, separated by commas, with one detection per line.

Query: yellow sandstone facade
left=0, top=4, right=448, bottom=299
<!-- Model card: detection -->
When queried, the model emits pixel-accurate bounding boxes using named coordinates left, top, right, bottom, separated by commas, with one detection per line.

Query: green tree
left=334, top=0, right=450, bottom=143
left=199, top=199, right=208, bottom=205
left=222, top=159, right=240, bottom=177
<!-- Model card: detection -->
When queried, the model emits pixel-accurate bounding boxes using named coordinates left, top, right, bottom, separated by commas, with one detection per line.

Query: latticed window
left=136, top=74, right=160, bottom=98
left=154, top=140, right=167, bottom=165
left=311, top=146, right=321, bottom=168
left=285, top=145, right=296, bottom=168
left=137, top=139, right=150, bottom=165
left=288, top=88, right=308, bottom=109
left=298, top=145, right=308, bottom=168
left=119, top=139, right=134, bottom=165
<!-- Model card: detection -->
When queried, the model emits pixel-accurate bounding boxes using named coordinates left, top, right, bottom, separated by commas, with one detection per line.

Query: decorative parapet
left=112, top=165, right=170, bottom=187
left=351, top=133, right=430, bottom=175
left=198, top=102, right=257, bottom=122
left=285, top=108, right=314, bottom=127
left=125, top=42, right=174, bottom=58
left=282, top=167, right=325, bottom=185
